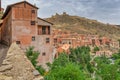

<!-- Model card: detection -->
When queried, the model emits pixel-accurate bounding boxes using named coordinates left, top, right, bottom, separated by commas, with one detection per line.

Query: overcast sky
left=1, top=0, right=120, bottom=25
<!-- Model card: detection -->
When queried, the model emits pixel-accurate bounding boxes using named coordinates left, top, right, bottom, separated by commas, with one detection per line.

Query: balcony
left=38, top=26, right=50, bottom=35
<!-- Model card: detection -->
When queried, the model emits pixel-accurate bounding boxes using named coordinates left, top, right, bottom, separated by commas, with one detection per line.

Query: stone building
left=110, top=41, right=119, bottom=48
left=1, top=1, right=53, bottom=67
left=96, top=51, right=112, bottom=57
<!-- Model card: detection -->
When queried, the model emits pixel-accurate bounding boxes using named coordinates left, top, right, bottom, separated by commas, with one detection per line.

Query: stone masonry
left=0, top=43, right=43, bottom=80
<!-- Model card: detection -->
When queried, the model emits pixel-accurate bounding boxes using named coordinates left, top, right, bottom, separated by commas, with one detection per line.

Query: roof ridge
left=2, top=1, right=38, bottom=19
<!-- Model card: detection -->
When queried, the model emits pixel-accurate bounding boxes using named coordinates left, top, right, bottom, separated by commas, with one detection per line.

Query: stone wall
left=0, top=43, right=43, bottom=80
left=32, top=35, right=53, bottom=69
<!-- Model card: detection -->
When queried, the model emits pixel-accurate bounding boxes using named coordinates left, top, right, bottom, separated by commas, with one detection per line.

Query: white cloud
left=1, top=0, right=120, bottom=24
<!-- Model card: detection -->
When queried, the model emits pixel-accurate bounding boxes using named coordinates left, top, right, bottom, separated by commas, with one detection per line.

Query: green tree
left=96, top=64, right=120, bottom=80
left=94, top=55, right=110, bottom=67
left=51, top=53, right=69, bottom=70
left=45, top=62, right=85, bottom=80
left=93, top=46, right=100, bottom=53
left=94, top=52, right=120, bottom=80
left=69, top=46, right=91, bottom=65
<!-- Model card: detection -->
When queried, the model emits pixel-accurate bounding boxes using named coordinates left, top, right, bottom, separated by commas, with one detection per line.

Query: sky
left=1, top=0, right=120, bottom=25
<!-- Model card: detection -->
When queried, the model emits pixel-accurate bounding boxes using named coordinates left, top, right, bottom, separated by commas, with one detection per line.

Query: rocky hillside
left=116, top=25, right=120, bottom=27
left=46, top=12, right=120, bottom=40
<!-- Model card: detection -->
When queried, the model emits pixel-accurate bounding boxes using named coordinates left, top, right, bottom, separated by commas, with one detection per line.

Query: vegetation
left=45, top=46, right=92, bottom=80
left=94, top=51, right=120, bottom=80
left=44, top=53, right=86, bottom=80
left=26, top=46, right=45, bottom=75
left=44, top=47, right=120, bottom=80
left=26, top=46, right=120, bottom=80
left=93, top=46, right=100, bottom=53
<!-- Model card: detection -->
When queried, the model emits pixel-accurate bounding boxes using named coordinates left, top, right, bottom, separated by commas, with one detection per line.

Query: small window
left=32, top=36, right=35, bottom=41
left=42, top=52, right=46, bottom=56
left=69, top=42, right=71, bottom=44
left=54, top=38, right=57, bottom=43
left=16, top=41, right=20, bottom=44
left=42, top=26, right=46, bottom=34
left=46, top=38, right=50, bottom=43
left=31, top=21, right=35, bottom=25
left=32, top=10, right=35, bottom=13
left=48, top=26, right=50, bottom=34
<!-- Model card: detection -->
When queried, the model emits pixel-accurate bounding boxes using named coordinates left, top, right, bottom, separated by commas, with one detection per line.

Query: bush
left=26, top=46, right=34, bottom=58
left=93, top=46, right=100, bottom=53
left=26, top=46, right=45, bottom=75
left=45, top=63, right=85, bottom=80
left=36, top=66, right=46, bottom=76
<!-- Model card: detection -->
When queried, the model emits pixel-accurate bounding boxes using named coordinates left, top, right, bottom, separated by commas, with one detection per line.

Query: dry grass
left=46, top=13, right=120, bottom=40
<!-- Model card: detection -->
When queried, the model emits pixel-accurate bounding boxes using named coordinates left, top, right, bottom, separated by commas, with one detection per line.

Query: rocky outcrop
left=0, top=43, right=43, bottom=80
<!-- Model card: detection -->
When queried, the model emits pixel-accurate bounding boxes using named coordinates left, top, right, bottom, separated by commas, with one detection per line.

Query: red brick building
left=1, top=1, right=53, bottom=68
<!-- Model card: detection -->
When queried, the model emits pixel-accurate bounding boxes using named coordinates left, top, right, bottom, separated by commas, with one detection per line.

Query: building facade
left=1, top=1, right=53, bottom=67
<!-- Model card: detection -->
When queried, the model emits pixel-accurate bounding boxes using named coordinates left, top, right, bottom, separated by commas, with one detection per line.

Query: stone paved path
left=0, top=44, right=9, bottom=66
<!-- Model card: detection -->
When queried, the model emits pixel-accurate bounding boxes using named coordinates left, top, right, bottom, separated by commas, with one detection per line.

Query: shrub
left=26, top=46, right=45, bottom=75
left=45, top=63, right=85, bottom=80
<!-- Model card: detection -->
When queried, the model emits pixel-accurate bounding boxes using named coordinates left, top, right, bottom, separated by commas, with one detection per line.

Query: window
left=38, top=26, right=42, bottom=35
left=48, top=26, right=50, bottom=34
left=31, top=21, right=35, bottom=25
left=16, top=41, right=21, bottom=44
left=54, top=38, right=57, bottom=43
left=92, top=39, right=95, bottom=46
left=31, top=10, right=35, bottom=13
left=42, top=52, right=46, bottom=56
left=42, top=26, right=46, bottom=34
left=46, top=38, right=50, bottom=43
left=99, top=39, right=102, bottom=44
left=32, top=36, right=35, bottom=41
left=69, top=42, right=71, bottom=44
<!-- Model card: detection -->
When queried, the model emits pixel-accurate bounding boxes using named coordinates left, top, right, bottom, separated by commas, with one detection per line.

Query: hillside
left=46, top=12, right=120, bottom=40
left=116, top=25, right=120, bottom=27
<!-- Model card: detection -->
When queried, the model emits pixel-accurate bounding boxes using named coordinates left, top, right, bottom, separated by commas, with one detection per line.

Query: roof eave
left=37, top=17, right=54, bottom=25
left=2, top=1, right=39, bottom=19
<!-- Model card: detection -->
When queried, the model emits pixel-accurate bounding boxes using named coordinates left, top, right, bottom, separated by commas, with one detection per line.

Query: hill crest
left=46, top=12, right=120, bottom=40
